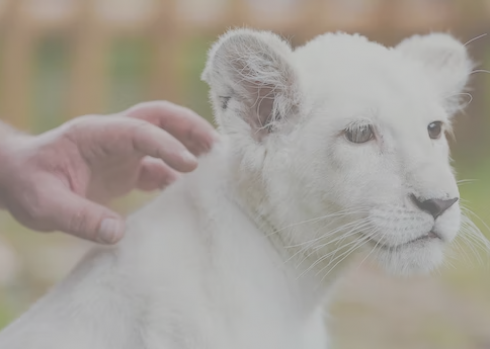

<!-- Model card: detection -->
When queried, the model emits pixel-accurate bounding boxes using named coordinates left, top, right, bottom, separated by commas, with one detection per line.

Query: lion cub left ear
left=396, top=33, right=473, bottom=114
left=202, top=29, right=302, bottom=141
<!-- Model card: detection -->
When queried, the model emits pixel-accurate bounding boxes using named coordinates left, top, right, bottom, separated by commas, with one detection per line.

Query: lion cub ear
left=396, top=33, right=473, bottom=114
left=202, top=29, right=302, bottom=141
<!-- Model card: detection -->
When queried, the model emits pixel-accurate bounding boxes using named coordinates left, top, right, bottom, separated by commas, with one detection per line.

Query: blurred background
left=0, top=0, right=490, bottom=348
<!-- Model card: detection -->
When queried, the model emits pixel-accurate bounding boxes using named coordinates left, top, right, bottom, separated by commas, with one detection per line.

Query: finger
left=45, top=188, right=125, bottom=244
left=127, top=121, right=198, bottom=172
left=137, top=157, right=180, bottom=191
left=79, top=118, right=199, bottom=173
left=125, top=101, right=219, bottom=156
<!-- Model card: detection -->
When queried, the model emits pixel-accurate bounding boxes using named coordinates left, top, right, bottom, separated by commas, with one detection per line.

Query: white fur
left=0, top=29, right=472, bottom=348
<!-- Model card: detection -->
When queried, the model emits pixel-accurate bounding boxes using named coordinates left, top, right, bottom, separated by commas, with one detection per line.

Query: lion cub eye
left=345, top=125, right=374, bottom=144
left=428, top=121, right=443, bottom=140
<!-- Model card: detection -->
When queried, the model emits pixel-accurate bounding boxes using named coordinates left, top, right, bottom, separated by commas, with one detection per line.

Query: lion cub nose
left=411, top=195, right=459, bottom=219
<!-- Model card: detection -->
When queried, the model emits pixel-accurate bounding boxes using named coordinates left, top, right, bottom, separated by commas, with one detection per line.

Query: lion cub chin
left=0, top=29, right=471, bottom=349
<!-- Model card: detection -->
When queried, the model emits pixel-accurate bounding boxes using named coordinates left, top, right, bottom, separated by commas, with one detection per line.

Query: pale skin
left=0, top=101, right=218, bottom=244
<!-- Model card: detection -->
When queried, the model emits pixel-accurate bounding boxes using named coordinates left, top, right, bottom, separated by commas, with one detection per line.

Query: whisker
left=292, top=219, right=372, bottom=275
left=456, top=207, right=490, bottom=269
left=470, top=69, right=490, bottom=75
left=354, top=228, right=383, bottom=272
left=274, top=208, right=365, bottom=235
left=464, top=33, right=487, bottom=47
left=318, top=236, right=371, bottom=283
left=457, top=178, right=477, bottom=186
left=290, top=220, right=370, bottom=270
left=284, top=219, right=367, bottom=249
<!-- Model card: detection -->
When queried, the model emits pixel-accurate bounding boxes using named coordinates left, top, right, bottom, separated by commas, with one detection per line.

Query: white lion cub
left=0, top=29, right=473, bottom=348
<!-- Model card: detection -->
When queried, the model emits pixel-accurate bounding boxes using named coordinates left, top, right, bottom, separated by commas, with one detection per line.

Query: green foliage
left=180, top=35, right=216, bottom=125
left=108, top=38, right=152, bottom=113
left=32, top=35, right=70, bottom=134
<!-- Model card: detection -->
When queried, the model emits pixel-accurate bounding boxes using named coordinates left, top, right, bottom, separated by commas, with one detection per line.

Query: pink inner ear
left=242, top=81, right=278, bottom=141
left=205, top=30, right=299, bottom=141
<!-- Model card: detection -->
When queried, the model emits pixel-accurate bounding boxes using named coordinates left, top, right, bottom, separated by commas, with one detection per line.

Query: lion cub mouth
left=370, top=230, right=442, bottom=251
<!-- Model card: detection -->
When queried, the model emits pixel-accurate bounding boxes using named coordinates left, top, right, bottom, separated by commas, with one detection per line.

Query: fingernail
left=192, top=141, right=210, bottom=156
left=204, top=132, right=220, bottom=150
left=181, top=150, right=197, bottom=165
left=97, top=218, right=121, bottom=244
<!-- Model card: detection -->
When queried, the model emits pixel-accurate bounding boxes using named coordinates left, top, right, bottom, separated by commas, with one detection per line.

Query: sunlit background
left=0, top=0, right=490, bottom=348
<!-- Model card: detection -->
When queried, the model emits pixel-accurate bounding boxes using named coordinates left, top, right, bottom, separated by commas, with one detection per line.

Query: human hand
left=0, top=101, right=217, bottom=244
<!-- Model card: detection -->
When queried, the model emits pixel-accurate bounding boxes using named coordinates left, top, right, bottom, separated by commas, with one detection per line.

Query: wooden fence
left=0, top=0, right=489, bottom=131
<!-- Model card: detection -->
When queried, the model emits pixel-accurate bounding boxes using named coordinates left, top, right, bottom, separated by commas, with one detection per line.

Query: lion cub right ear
left=202, top=29, right=302, bottom=141
left=396, top=33, right=473, bottom=115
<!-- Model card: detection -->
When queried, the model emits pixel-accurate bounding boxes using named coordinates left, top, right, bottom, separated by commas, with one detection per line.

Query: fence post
left=67, top=0, right=109, bottom=118
left=0, top=0, right=35, bottom=130
left=148, top=0, right=186, bottom=105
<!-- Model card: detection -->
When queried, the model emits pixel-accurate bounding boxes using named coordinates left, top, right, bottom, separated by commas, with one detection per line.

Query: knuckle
left=156, top=100, right=173, bottom=110
left=132, top=121, right=157, bottom=142
left=186, top=124, right=199, bottom=141
left=127, top=101, right=161, bottom=115
left=68, top=207, right=93, bottom=238
left=132, top=122, right=154, bottom=143
left=126, top=102, right=145, bottom=115
left=152, top=100, right=181, bottom=115
left=62, top=115, right=97, bottom=141
left=136, top=101, right=154, bottom=109
left=66, top=115, right=96, bottom=131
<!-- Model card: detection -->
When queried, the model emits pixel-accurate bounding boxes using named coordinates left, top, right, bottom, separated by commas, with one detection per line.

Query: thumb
left=48, top=190, right=125, bottom=244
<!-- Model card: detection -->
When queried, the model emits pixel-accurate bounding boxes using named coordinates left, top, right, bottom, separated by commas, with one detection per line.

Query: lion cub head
left=203, top=29, right=472, bottom=276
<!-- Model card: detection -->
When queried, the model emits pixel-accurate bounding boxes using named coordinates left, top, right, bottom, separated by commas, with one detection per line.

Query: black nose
left=411, top=195, right=458, bottom=219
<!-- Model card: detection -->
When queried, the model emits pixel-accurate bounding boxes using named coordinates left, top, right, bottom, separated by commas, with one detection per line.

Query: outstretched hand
left=0, top=101, right=217, bottom=244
